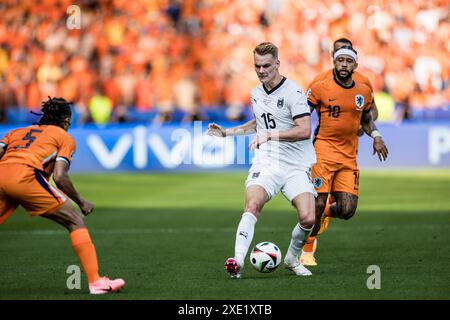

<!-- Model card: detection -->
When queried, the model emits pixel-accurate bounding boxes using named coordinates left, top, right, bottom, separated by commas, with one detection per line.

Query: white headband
left=334, top=48, right=358, bottom=62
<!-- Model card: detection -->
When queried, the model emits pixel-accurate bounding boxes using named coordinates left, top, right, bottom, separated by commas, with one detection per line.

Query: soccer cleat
left=89, top=277, right=125, bottom=295
left=224, top=257, right=241, bottom=279
left=300, top=252, right=317, bottom=266
left=284, top=259, right=312, bottom=276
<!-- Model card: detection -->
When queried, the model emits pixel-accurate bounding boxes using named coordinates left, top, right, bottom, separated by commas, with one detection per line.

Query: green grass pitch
left=1, top=170, right=449, bottom=300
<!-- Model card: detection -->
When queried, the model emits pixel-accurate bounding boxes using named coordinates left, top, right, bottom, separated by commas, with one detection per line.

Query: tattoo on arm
left=361, top=108, right=377, bottom=137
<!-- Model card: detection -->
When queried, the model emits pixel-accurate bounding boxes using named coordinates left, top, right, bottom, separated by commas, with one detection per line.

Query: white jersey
left=250, top=77, right=316, bottom=170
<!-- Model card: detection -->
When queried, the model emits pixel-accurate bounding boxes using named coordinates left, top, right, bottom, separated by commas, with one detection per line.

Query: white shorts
left=245, top=163, right=317, bottom=202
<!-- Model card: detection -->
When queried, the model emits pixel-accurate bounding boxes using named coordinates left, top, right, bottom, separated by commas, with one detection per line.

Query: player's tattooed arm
left=208, top=118, right=257, bottom=137
left=360, top=107, right=377, bottom=136
left=371, top=100, right=379, bottom=121
left=361, top=108, right=388, bottom=161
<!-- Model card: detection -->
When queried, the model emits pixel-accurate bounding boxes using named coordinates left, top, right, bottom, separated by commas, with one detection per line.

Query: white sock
left=234, top=212, right=258, bottom=267
left=286, top=223, right=314, bottom=261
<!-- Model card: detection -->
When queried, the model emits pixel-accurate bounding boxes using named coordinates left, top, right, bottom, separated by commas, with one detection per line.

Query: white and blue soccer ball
left=250, top=242, right=282, bottom=273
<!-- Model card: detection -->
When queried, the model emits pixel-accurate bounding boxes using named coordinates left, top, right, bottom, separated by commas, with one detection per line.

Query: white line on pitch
left=0, top=224, right=448, bottom=236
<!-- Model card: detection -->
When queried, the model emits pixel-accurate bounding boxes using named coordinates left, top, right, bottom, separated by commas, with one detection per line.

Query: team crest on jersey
left=313, top=177, right=323, bottom=189
left=355, top=94, right=364, bottom=111
left=277, top=98, right=284, bottom=108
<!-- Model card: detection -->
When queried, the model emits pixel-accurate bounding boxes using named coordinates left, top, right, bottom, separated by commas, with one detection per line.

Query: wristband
left=371, top=130, right=382, bottom=139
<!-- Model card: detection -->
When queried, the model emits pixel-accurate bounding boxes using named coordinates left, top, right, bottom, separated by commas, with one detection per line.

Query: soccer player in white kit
left=208, top=42, right=317, bottom=278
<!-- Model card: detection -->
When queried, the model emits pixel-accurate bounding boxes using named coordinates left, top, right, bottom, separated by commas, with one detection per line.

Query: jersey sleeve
left=362, top=91, right=373, bottom=112
left=364, top=96, right=372, bottom=111
left=364, top=77, right=374, bottom=92
left=56, top=134, right=76, bottom=166
left=307, top=81, right=321, bottom=110
left=290, top=88, right=311, bottom=120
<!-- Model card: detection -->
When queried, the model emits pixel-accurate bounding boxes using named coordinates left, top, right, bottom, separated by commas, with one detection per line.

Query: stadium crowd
left=0, top=0, right=448, bottom=125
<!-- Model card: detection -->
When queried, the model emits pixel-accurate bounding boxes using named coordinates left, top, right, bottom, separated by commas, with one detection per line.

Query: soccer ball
left=250, top=242, right=282, bottom=273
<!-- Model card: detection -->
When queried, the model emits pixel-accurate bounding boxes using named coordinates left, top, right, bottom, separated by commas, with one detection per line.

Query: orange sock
left=324, top=203, right=332, bottom=217
left=70, top=228, right=100, bottom=284
left=303, top=236, right=316, bottom=253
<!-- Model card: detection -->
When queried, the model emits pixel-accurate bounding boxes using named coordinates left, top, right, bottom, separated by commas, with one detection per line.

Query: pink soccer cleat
left=224, top=257, right=241, bottom=279
left=89, top=277, right=125, bottom=295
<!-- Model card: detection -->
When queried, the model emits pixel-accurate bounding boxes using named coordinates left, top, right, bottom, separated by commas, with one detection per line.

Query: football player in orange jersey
left=301, top=39, right=381, bottom=265
left=312, top=38, right=379, bottom=122
left=0, top=97, right=125, bottom=294
left=300, top=46, right=388, bottom=266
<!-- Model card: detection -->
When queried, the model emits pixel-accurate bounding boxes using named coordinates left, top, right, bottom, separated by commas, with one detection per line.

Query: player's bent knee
left=55, top=202, right=86, bottom=232
left=300, top=212, right=316, bottom=228
left=245, top=200, right=264, bottom=216
left=341, top=209, right=356, bottom=220
left=68, top=214, right=85, bottom=231
left=336, top=204, right=356, bottom=220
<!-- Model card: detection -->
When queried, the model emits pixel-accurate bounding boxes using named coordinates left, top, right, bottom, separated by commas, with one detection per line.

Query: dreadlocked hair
left=38, top=96, right=72, bottom=128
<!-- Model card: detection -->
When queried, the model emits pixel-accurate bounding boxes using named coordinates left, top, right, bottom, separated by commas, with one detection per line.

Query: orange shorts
left=0, top=163, right=67, bottom=224
left=312, top=159, right=360, bottom=196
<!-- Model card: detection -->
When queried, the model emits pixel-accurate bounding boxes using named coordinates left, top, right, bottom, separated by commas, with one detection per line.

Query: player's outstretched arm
left=53, top=160, right=94, bottom=215
left=360, top=108, right=388, bottom=161
left=207, top=118, right=257, bottom=137
left=249, top=116, right=311, bottom=150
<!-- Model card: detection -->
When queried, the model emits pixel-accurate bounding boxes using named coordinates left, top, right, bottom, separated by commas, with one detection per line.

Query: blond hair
left=253, top=42, right=278, bottom=59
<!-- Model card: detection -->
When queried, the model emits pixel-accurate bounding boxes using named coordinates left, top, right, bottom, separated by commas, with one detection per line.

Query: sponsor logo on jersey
left=252, top=172, right=260, bottom=179
left=313, top=177, right=323, bottom=189
left=306, top=88, right=311, bottom=98
left=355, top=94, right=364, bottom=111
left=277, top=98, right=284, bottom=109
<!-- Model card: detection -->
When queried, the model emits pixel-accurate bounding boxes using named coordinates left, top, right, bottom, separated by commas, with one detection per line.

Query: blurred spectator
left=173, top=74, right=201, bottom=122
left=414, top=56, right=443, bottom=92
left=374, top=90, right=396, bottom=123
left=0, top=74, right=17, bottom=123
left=88, top=84, right=113, bottom=125
left=0, top=0, right=448, bottom=125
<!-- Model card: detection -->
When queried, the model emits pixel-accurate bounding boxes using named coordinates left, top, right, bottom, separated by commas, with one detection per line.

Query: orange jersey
left=310, top=69, right=373, bottom=92
left=307, top=72, right=372, bottom=165
left=0, top=125, right=76, bottom=174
